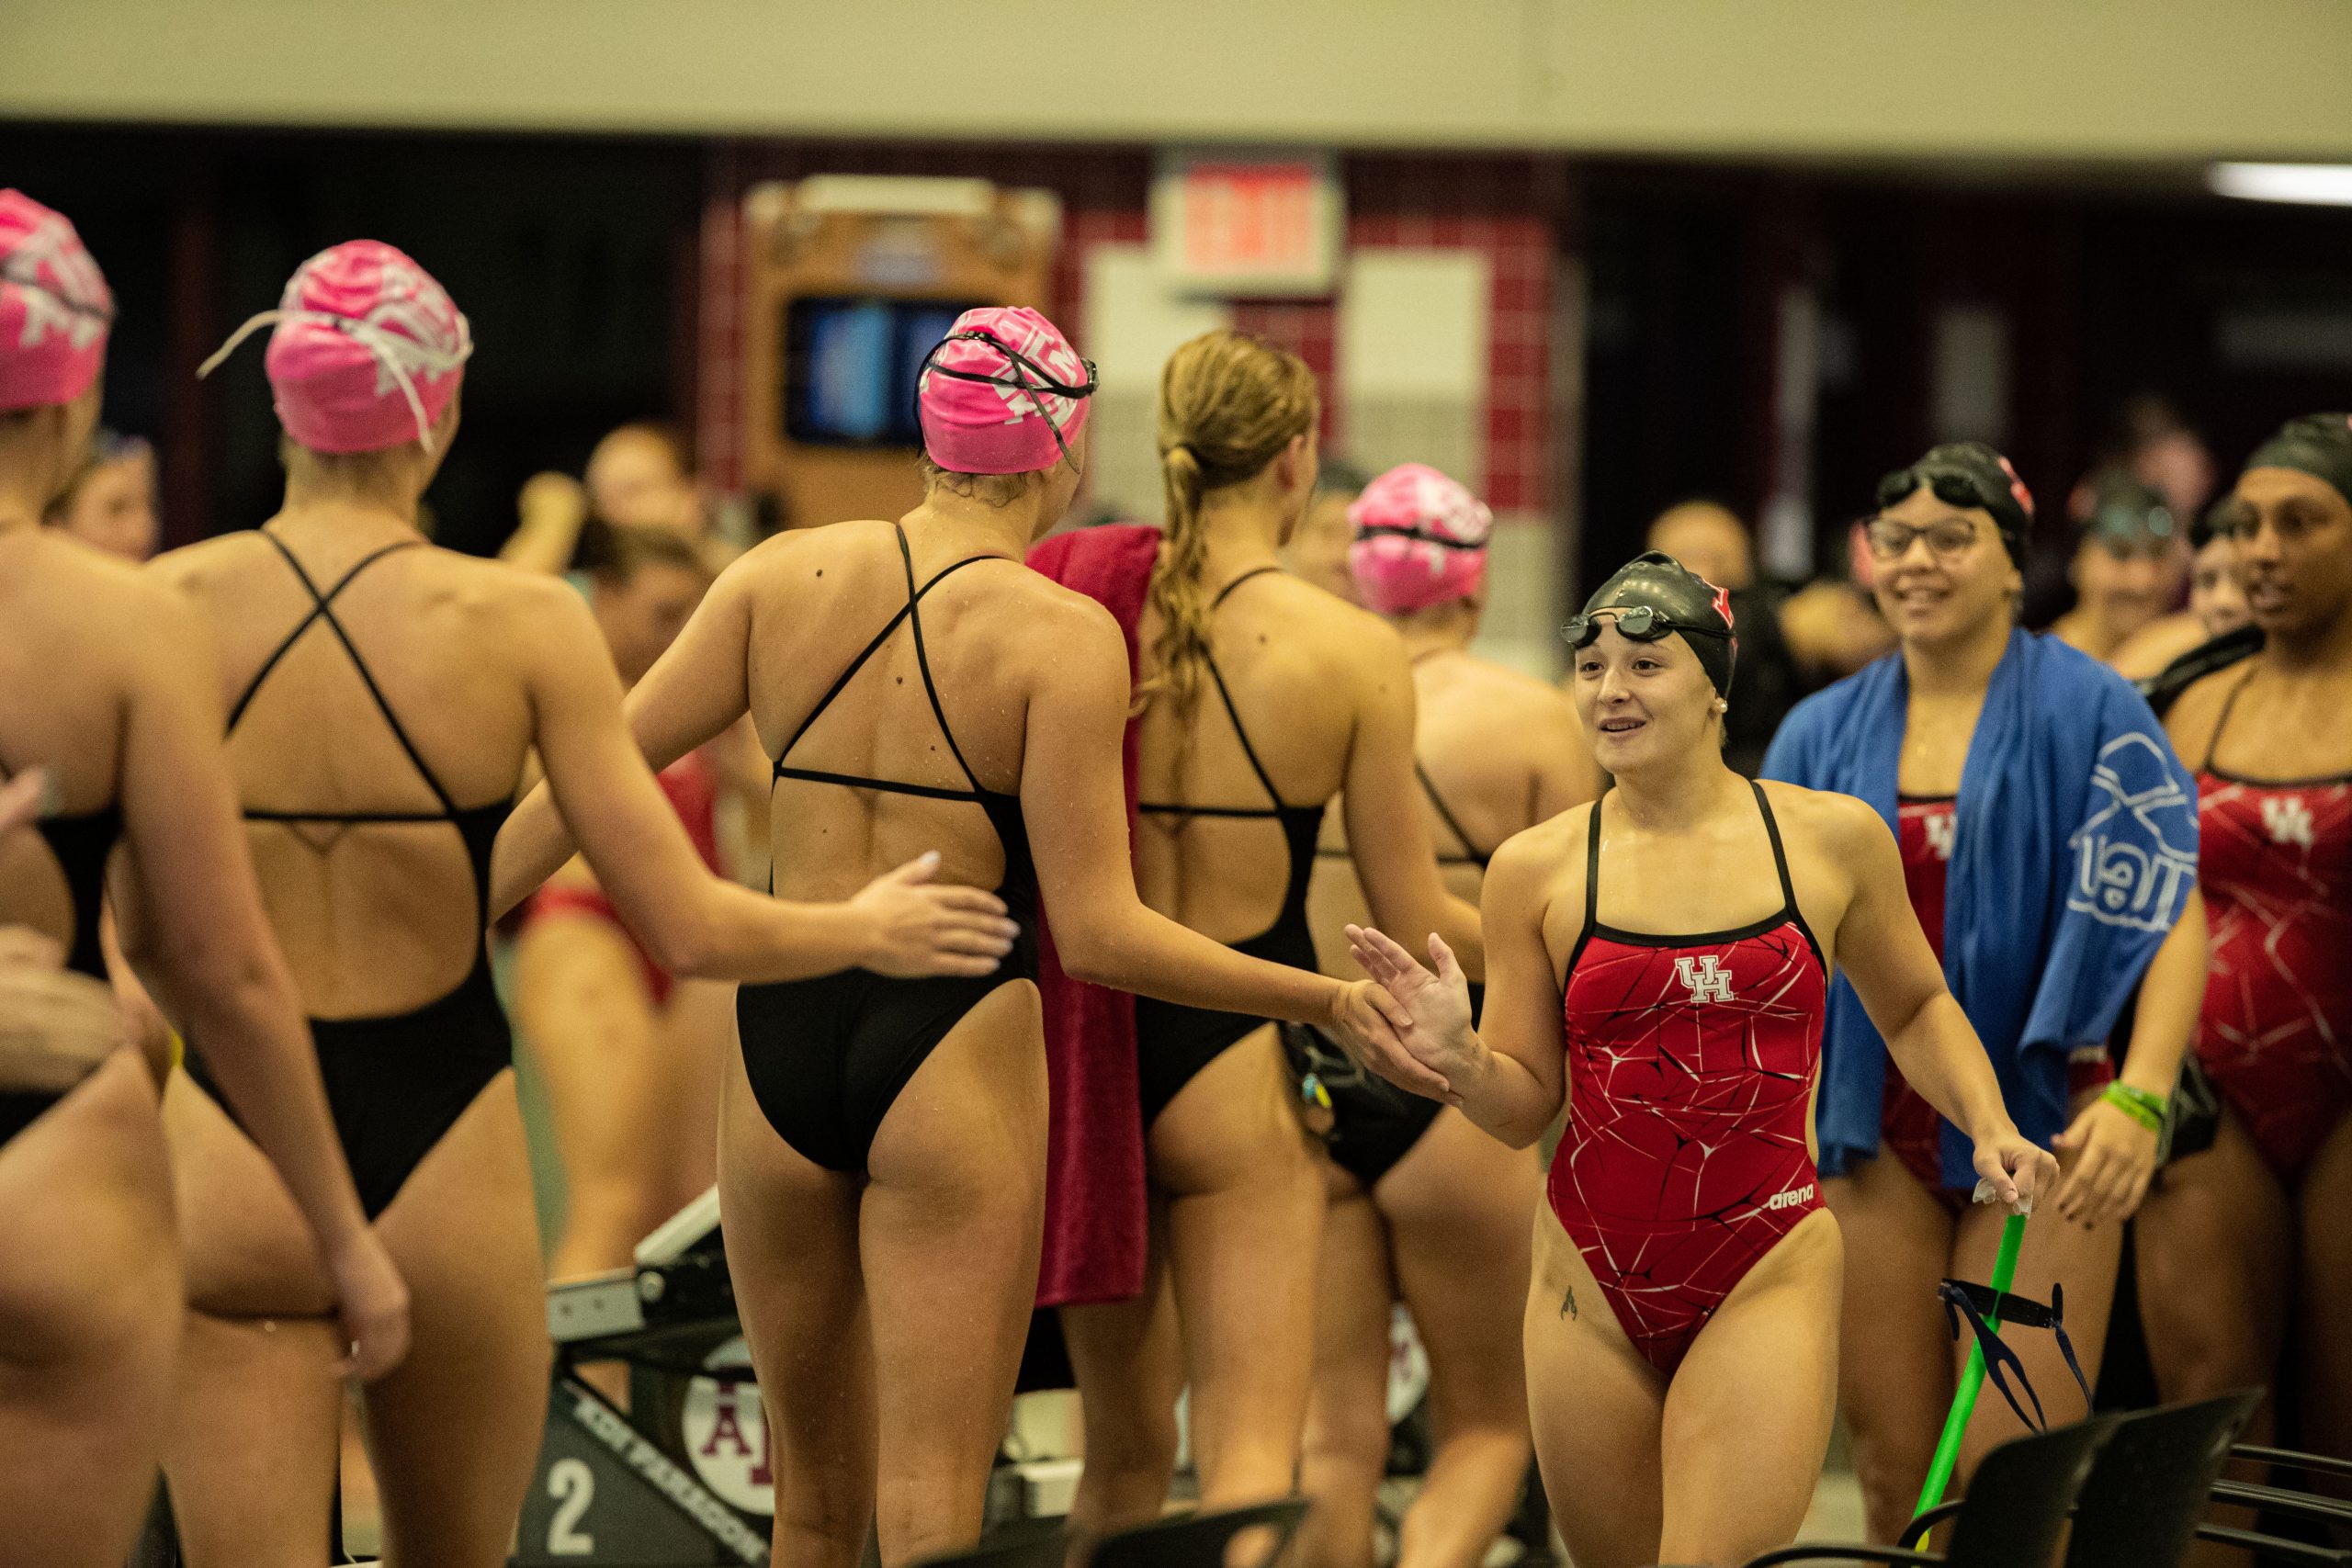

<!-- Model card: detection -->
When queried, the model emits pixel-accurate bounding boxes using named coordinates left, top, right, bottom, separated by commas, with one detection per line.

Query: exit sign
left=1152, top=151, right=1342, bottom=297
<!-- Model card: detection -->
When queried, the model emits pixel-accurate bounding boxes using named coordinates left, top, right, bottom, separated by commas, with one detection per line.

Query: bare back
left=740, top=519, right=1055, bottom=905
left=1310, top=649, right=1590, bottom=975
left=155, top=521, right=539, bottom=1018
left=1136, top=569, right=1376, bottom=941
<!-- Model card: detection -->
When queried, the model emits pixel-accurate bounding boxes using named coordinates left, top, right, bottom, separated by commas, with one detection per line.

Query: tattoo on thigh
left=1560, top=1284, right=1577, bottom=1320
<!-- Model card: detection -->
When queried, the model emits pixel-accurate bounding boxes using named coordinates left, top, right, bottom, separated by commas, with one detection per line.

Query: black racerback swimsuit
left=1132, top=568, right=1324, bottom=1129
left=735, top=523, right=1040, bottom=1174
left=182, top=530, right=513, bottom=1221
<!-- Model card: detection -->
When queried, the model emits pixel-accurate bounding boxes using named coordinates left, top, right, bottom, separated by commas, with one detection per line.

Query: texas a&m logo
left=1674, top=954, right=1736, bottom=1004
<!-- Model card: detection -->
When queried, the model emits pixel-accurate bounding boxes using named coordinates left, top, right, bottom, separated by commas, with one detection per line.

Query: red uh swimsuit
left=2194, top=669, right=2352, bottom=1179
left=1883, top=796, right=2111, bottom=1207
left=523, top=749, right=723, bottom=1006
left=1551, top=781, right=1827, bottom=1377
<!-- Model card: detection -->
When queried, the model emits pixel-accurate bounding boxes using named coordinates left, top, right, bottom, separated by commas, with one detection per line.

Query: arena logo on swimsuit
left=1674, top=955, right=1736, bottom=1004
left=2066, top=733, right=2199, bottom=932
left=1766, top=1182, right=1817, bottom=1212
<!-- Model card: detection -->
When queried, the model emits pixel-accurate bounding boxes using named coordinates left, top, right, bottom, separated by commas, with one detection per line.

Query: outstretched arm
left=1022, top=601, right=1428, bottom=1089
left=1346, top=824, right=1568, bottom=1143
left=111, top=586, right=409, bottom=1380
left=500, top=571, right=1017, bottom=983
left=1826, top=795, right=2058, bottom=1209
left=1341, top=630, right=1484, bottom=977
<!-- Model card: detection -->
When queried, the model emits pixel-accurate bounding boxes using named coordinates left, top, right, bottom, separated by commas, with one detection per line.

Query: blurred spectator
left=43, top=430, right=157, bottom=561
left=501, top=420, right=707, bottom=575
left=2111, top=495, right=2253, bottom=680
left=1642, top=499, right=1808, bottom=775
left=587, top=421, right=704, bottom=535
left=1283, top=457, right=1371, bottom=603
left=2118, top=393, right=2219, bottom=523
left=1647, top=500, right=1756, bottom=591
left=511, top=525, right=738, bottom=1300
left=2050, top=469, right=2191, bottom=668
left=1777, top=516, right=1900, bottom=682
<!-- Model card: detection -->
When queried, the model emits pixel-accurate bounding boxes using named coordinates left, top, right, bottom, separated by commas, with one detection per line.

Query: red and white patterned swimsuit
left=2195, top=669, right=2352, bottom=1179
left=1549, top=782, right=1827, bottom=1377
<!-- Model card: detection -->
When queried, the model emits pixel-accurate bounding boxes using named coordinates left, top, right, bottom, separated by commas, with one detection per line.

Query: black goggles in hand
left=1562, top=604, right=1731, bottom=649
left=915, top=329, right=1098, bottom=471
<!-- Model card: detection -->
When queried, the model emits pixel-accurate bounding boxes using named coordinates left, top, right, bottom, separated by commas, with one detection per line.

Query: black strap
left=771, top=767, right=983, bottom=804
left=1137, top=566, right=1292, bottom=818
left=232, top=533, right=454, bottom=818
left=1750, top=779, right=1800, bottom=912
left=1938, top=1278, right=2092, bottom=1433
left=770, top=524, right=1004, bottom=786
left=1417, top=761, right=1489, bottom=869
left=896, top=524, right=989, bottom=795
left=1582, top=794, right=1604, bottom=931
left=2201, top=662, right=2260, bottom=773
left=1211, top=565, right=1282, bottom=610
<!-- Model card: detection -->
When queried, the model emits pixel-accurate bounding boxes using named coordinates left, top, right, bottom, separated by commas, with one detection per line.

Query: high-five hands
left=1342, top=923, right=1479, bottom=1106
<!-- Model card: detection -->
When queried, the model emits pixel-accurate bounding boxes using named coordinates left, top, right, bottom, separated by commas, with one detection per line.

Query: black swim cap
left=1567, top=550, right=1737, bottom=699
left=1876, top=441, right=2034, bottom=563
left=2244, top=412, right=2352, bottom=510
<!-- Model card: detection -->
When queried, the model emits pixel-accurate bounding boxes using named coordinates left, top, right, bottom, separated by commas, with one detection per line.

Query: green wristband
left=2102, top=1081, right=2165, bottom=1133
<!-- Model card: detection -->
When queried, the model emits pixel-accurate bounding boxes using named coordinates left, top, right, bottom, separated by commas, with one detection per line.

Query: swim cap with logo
left=0, top=190, right=112, bottom=412
left=1566, top=550, right=1737, bottom=699
left=915, top=306, right=1093, bottom=476
left=1347, top=462, right=1494, bottom=615
left=199, top=240, right=470, bottom=456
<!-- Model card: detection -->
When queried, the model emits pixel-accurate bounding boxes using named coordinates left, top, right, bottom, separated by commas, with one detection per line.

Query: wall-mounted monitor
left=781, top=296, right=983, bottom=447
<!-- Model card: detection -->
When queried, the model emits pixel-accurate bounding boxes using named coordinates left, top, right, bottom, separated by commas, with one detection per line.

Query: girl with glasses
left=1758, top=442, right=2208, bottom=1543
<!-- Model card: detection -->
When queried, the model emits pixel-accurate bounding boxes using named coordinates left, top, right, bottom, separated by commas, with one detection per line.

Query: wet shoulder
left=1756, top=778, right=1894, bottom=890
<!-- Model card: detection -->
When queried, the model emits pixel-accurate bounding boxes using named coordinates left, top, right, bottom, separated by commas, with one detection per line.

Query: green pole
left=1914, top=1211, right=2028, bottom=1519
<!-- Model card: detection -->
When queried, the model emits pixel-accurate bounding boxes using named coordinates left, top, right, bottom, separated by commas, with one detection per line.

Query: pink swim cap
left=0, top=191, right=113, bottom=412
left=1347, top=463, right=1494, bottom=615
left=916, top=306, right=1093, bottom=475
left=199, top=240, right=470, bottom=456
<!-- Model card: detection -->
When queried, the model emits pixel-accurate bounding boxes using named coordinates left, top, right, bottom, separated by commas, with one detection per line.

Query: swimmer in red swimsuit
left=1765, top=444, right=2208, bottom=1543
left=2141, top=412, right=2352, bottom=1488
left=1345, top=552, right=2056, bottom=1568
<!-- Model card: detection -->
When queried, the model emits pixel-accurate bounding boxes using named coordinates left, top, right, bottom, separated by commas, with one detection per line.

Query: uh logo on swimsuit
left=1674, top=955, right=1736, bottom=1004
left=2262, top=795, right=2315, bottom=850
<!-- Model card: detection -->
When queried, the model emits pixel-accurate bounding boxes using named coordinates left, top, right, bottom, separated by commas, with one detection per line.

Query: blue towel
left=1761, top=629, right=2199, bottom=1183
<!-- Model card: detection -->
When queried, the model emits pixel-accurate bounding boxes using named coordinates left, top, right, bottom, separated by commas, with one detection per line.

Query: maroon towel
left=1024, top=523, right=1160, bottom=1306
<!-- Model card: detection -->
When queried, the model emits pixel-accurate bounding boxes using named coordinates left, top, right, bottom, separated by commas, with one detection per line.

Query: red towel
left=1025, top=523, right=1161, bottom=1306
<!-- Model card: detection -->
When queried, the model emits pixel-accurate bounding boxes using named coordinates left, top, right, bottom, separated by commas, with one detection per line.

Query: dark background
left=12, top=123, right=2352, bottom=585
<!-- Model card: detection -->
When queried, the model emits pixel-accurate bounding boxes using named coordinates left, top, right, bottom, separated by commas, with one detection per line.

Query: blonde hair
left=1147, top=331, right=1319, bottom=720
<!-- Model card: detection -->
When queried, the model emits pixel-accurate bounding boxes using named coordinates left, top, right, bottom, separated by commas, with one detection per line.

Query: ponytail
left=1141, top=331, right=1319, bottom=723
left=1147, top=441, right=1216, bottom=721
